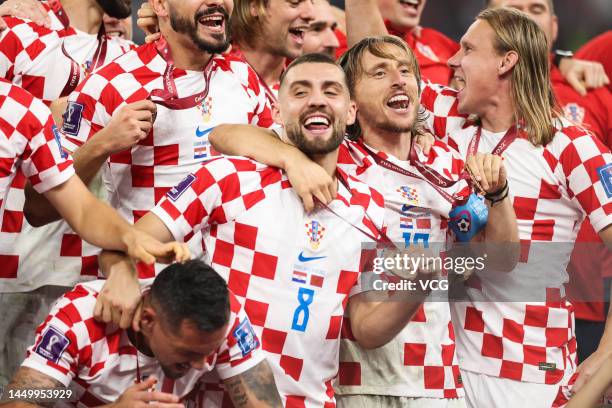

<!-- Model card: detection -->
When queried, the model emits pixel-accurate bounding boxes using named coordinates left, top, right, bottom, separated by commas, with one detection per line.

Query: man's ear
left=346, top=100, right=357, bottom=126
left=139, top=305, right=157, bottom=335
left=149, top=0, right=169, bottom=18
left=498, top=50, right=519, bottom=76
left=272, top=102, right=283, bottom=126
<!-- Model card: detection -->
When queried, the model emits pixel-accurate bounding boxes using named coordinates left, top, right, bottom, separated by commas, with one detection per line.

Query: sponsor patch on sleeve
left=167, top=174, right=196, bottom=201
left=597, top=163, right=612, bottom=198
left=233, top=318, right=259, bottom=357
left=34, top=326, right=70, bottom=364
left=61, top=102, right=84, bottom=136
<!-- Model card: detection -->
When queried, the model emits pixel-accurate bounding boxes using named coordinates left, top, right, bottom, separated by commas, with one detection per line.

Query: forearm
left=209, top=124, right=302, bottom=170
left=596, top=287, right=612, bottom=352
left=24, top=130, right=113, bottom=226
left=349, top=290, right=427, bottom=349
left=482, top=196, right=520, bottom=271
left=345, top=0, right=388, bottom=47
left=99, top=250, right=135, bottom=279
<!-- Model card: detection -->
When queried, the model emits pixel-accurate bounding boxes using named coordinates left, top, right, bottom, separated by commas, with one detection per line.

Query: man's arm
left=465, top=153, right=520, bottom=272
left=43, top=176, right=187, bottom=265
left=222, top=360, right=282, bottom=408
left=0, top=367, right=65, bottom=408
left=24, top=100, right=156, bottom=226
left=344, top=0, right=387, bottom=47
left=209, top=124, right=336, bottom=211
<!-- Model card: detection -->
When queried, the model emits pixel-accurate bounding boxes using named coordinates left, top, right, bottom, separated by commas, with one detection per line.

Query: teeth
left=399, top=0, right=419, bottom=5
left=388, top=95, right=409, bottom=103
left=305, top=116, right=330, bottom=126
left=200, top=15, right=223, bottom=22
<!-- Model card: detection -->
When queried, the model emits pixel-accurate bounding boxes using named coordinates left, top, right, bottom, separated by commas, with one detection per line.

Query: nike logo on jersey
left=298, top=252, right=326, bottom=262
left=195, top=126, right=214, bottom=138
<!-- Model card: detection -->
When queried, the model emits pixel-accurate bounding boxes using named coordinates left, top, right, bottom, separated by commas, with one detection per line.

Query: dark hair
left=338, top=35, right=427, bottom=140
left=279, top=52, right=347, bottom=89
left=150, top=260, right=230, bottom=332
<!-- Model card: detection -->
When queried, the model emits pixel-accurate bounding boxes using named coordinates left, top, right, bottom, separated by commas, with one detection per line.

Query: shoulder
left=0, top=80, right=51, bottom=126
left=194, top=156, right=282, bottom=188
left=545, top=119, right=609, bottom=164
left=210, top=53, right=263, bottom=94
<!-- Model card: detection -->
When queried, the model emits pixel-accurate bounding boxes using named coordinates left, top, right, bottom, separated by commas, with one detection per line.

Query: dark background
left=130, top=0, right=611, bottom=49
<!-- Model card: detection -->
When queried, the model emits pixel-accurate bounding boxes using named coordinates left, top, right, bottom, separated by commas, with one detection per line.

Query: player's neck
left=479, top=87, right=516, bottom=133
left=162, top=30, right=214, bottom=71
left=61, top=0, right=103, bottom=35
left=362, top=126, right=413, bottom=161
left=311, top=150, right=340, bottom=179
left=239, top=45, right=285, bottom=87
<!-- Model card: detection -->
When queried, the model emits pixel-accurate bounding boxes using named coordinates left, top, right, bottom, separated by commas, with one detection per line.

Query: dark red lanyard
left=467, top=125, right=520, bottom=157
left=320, top=170, right=393, bottom=244
left=50, top=0, right=108, bottom=97
left=357, top=139, right=470, bottom=205
left=149, top=37, right=214, bottom=110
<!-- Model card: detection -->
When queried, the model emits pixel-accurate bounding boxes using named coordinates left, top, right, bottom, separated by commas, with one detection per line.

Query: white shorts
left=336, top=394, right=466, bottom=408
left=461, top=369, right=560, bottom=408
left=0, top=286, right=69, bottom=386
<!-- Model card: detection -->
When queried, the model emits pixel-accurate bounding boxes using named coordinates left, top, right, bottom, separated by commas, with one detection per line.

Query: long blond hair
left=231, top=0, right=268, bottom=49
left=477, top=7, right=559, bottom=146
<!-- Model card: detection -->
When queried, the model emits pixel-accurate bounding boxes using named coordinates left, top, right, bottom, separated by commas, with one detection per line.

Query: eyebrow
left=368, top=59, right=413, bottom=71
left=289, top=80, right=344, bottom=88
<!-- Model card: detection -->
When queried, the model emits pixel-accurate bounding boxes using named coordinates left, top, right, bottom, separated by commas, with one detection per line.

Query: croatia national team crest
left=197, top=96, right=213, bottom=122
left=563, top=103, right=585, bottom=124
left=397, top=186, right=419, bottom=206
left=416, top=41, right=440, bottom=62
left=305, top=220, right=326, bottom=251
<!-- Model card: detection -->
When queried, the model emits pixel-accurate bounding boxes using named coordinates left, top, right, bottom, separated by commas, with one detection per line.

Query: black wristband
left=485, top=180, right=509, bottom=205
left=553, top=49, right=574, bottom=67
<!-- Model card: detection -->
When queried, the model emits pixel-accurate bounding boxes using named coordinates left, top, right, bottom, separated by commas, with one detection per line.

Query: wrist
left=485, top=180, right=509, bottom=206
left=554, top=49, right=573, bottom=68
left=282, top=145, right=309, bottom=171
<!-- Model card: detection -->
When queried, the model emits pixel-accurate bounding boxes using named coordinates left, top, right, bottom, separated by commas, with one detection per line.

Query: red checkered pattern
left=335, top=139, right=466, bottom=398
left=0, top=79, right=73, bottom=236
left=0, top=4, right=134, bottom=292
left=150, top=156, right=386, bottom=407
left=58, top=40, right=273, bottom=276
left=21, top=280, right=263, bottom=406
left=0, top=3, right=134, bottom=105
left=421, top=82, right=612, bottom=384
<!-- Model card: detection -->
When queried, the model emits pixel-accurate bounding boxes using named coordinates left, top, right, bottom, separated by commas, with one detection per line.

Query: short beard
left=285, top=119, right=345, bottom=156
left=169, top=4, right=231, bottom=54
left=96, top=0, right=131, bottom=19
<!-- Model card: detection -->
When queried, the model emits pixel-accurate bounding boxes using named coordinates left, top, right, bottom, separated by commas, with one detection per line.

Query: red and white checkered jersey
left=0, top=3, right=134, bottom=291
left=0, top=79, right=74, bottom=231
left=420, top=81, right=612, bottom=384
left=0, top=3, right=134, bottom=104
left=335, top=139, right=467, bottom=398
left=21, top=280, right=263, bottom=407
left=149, top=156, right=386, bottom=407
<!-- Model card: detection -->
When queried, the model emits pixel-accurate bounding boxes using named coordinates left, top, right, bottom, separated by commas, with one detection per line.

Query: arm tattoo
left=223, top=361, right=283, bottom=407
left=0, top=367, right=66, bottom=408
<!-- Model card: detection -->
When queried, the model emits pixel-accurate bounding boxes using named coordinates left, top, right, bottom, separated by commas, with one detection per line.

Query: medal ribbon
left=356, top=139, right=470, bottom=205
left=149, top=36, right=214, bottom=110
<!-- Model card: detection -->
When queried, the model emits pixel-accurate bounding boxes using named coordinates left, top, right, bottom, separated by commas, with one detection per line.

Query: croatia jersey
left=0, top=4, right=133, bottom=291
left=0, top=79, right=74, bottom=232
left=335, top=139, right=468, bottom=398
left=420, top=81, right=612, bottom=384
left=575, top=30, right=612, bottom=94
left=150, top=156, right=386, bottom=407
left=0, top=2, right=133, bottom=105
left=21, top=280, right=263, bottom=407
